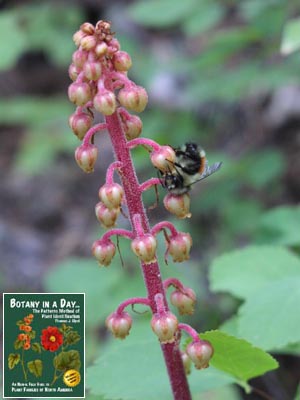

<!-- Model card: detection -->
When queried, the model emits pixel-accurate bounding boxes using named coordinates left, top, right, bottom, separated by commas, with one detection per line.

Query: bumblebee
left=160, top=142, right=222, bottom=195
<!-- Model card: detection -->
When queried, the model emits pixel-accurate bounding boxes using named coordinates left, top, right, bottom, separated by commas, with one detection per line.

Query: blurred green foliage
left=0, top=4, right=81, bottom=69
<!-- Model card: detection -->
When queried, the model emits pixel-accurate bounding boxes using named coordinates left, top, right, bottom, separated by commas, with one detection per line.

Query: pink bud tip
left=68, top=82, right=92, bottom=106
left=69, top=111, right=93, bottom=140
left=170, top=288, right=196, bottom=315
left=95, top=202, right=120, bottom=228
left=99, top=183, right=124, bottom=209
left=94, top=90, right=117, bottom=115
left=118, top=86, right=148, bottom=113
left=163, top=193, right=191, bottom=219
left=106, top=311, right=132, bottom=339
left=72, top=49, right=88, bottom=69
left=92, top=239, right=116, bottom=266
left=83, top=61, right=102, bottom=81
left=120, top=114, right=143, bottom=140
left=113, top=51, right=132, bottom=71
left=131, top=234, right=157, bottom=263
left=150, top=146, right=176, bottom=172
left=75, top=143, right=98, bottom=173
left=151, top=311, right=178, bottom=343
left=186, top=340, right=214, bottom=370
left=168, top=232, right=193, bottom=262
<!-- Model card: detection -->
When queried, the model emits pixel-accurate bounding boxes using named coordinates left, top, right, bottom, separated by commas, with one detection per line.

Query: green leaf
left=87, top=338, right=236, bottom=400
left=238, top=276, right=300, bottom=350
left=64, top=331, right=81, bottom=346
left=200, top=330, right=278, bottom=382
left=14, top=339, right=24, bottom=350
left=257, top=206, right=300, bottom=246
left=54, top=350, right=81, bottom=371
left=128, top=0, right=197, bottom=27
left=27, top=359, right=43, bottom=377
left=209, top=245, right=300, bottom=299
left=281, top=18, right=300, bottom=55
left=31, top=342, right=42, bottom=353
left=8, top=353, right=20, bottom=370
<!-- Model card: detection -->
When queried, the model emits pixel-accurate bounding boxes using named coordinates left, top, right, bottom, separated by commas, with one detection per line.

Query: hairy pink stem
left=105, top=112, right=192, bottom=400
left=106, top=161, right=123, bottom=184
left=116, top=297, right=150, bottom=314
left=127, top=137, right=161, bottom=152
left=139, top=177, right=162, bottom=192
left=163, top=278, right=186, bottom=291
left=178, top=323, right=200, bottom=342
left=83, top=122, right=107, bottom=145
left=151, top=221, right=178, bottom=237
left=102, top=229, right=134, bottom=242
left=154, top=293, right=166, bottom=313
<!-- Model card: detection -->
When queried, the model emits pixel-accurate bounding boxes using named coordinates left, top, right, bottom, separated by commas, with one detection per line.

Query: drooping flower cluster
left=17, top=313, right=34, bottom=351
left=67, top=20, right=214, bottom=397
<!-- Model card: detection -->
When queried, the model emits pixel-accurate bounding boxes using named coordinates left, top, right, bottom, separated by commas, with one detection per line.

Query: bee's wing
left=196, top=161, right=222, bottom=182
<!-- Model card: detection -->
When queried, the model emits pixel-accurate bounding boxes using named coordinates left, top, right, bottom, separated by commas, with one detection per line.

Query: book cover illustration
left=3, top=293, right=85, bottom=398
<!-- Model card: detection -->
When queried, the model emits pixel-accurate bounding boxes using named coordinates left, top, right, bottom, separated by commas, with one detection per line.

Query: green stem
left=20, top=349, right=27, bottom=381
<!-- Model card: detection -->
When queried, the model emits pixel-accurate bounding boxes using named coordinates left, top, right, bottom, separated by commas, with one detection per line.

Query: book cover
left=3, top=293, right=85, bottom=398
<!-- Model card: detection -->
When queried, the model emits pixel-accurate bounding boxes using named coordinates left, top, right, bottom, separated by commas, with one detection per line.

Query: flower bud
left=68, top=63, right=80, bottom=81
left=83, top=61, right=102, bottom=81
left=23, top=341, right=31, bottom=350
left=120, top=114, right=143, bottom=140
left=95, top=202, right=120, bottom=228
left=73, top=30, right=86, bottom=47
left=150, top=146, right=176, bottom=172
left=69, top=111, right=93, bottom=140
left=18, top=333, right=27, bottom=341
left=163, top=193, right=191, bottom=219
left=106, top=311, right=132, bottom=339
left=168, top=232, right=192, bottom=262
left=92, top=239, right=116, bottom=266
left=151, top=311, right=178, bottom=343
left=107, top=38, right=121, bottom=55
left=99, top=183, right=124, bottom=209
left=80, top=35, right=97, bottom=51
left=95, top=20, right=111, bottom=34
left=94, top=90, right=117, bottom=115
left=68, top=82, right=92, bottom=106
left=75, top=143, right=98, bottom=173
left=131, top=234, right=157, bottom=263
left=80, top=22, right=95, bottom=35
left=118, top=86, right=148, bottom=113
left=170, top=288, right=196, bottom=315
left=72, top=49, right=88, bottom=69
left=113, top=51, right=132, bottom=71
left=186, top=340, right=214, bottom=370
left=95, top=42, right=108, bottom=58
left=181, top=352, right=192, bottom=375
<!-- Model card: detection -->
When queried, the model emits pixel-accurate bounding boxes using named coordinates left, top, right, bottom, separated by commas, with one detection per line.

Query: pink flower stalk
left=68, top=20, right=213, bottom=400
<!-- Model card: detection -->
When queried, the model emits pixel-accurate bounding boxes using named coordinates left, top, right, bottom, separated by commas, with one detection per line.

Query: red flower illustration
left=41, top=326, right=63, bottom=352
